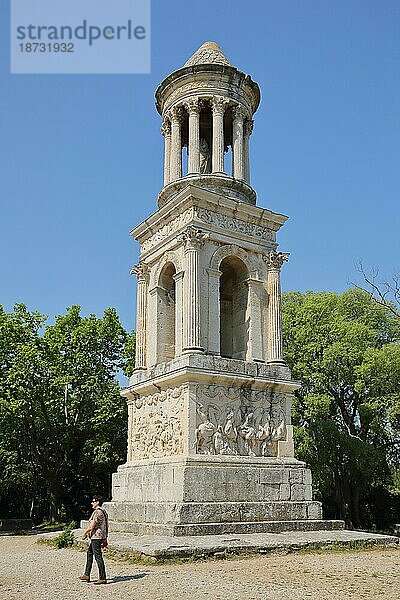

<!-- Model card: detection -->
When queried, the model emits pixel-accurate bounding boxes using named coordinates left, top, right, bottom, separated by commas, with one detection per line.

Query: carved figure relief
left=194, top=403, right=216, bottom=454
left=129, top=386, right=186, bottom=459
left=140, top=208, right=194, bottom=254
left=194, top=385, right=288, bottom=457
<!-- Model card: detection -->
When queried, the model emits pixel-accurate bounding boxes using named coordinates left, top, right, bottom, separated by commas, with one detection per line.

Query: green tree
left=122, top=330, right=136, bottom=377
left=0, top=304, right=130, bottom=522
left=0, top=304, right=46, bottom=519
left=282, top=289, right=400, bottom=529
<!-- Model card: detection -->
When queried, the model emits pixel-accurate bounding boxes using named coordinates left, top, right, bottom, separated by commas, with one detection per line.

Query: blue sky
left=1, top=0, right=399, bottom=333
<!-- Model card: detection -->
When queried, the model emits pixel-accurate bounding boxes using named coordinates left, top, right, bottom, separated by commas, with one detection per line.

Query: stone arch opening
left=219, top=256, right=249, bottom=359
left=157, top=262, right=176, bottom=362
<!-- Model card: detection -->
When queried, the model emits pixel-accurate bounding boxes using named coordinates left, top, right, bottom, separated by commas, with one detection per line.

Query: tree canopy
left=0, top=304, right=132, bottom=522
left=282, top=289, right=400, bottom=528
left=1, top=290, right=399, bottom=530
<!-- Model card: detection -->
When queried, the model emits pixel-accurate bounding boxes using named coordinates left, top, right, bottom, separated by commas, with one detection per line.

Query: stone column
left=211, top=97, right=227, bottom=173
left=179, top=226, right=208, bottom=353
left=161, top=119, right=172, bottom=186
left=169, top=106, right=184, bottom=181
left=232, top=105, right=246, bottom=180
left=173, top=270, right=184, bottom=356
left=186, top=98, right=201, bottom=174
left=206, top=268, right=222, bottom=355
left=131, top=262, right=149, bottom=369
left=264, top=251, right=289, bottom=363
left=243, top=119, right=254, bottom=184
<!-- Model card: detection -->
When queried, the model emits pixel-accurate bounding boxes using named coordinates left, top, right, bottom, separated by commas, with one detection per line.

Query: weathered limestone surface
left=103, top=42, right=345, bottom=537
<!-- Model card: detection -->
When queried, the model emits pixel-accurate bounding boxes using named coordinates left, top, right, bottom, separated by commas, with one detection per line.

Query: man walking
left=79, top=495, right=108, bottom=584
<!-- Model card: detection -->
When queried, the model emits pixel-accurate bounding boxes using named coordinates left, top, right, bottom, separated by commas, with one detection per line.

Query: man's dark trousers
left=84, top=539, right=106, bottom=580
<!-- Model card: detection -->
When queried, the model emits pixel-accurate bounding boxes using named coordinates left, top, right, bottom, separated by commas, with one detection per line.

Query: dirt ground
left=0, top=535, right=399, bottom=600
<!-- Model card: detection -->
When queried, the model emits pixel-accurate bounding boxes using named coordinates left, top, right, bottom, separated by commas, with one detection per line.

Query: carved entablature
left=129, top=385, right=187, bottom=460
left=160, top=80, right=256, bottom=119
left=195, top=207, right=275, bottom=244
left=194, top=384, right=290, bottom=458
left=139, top=208, right=194, bottom=255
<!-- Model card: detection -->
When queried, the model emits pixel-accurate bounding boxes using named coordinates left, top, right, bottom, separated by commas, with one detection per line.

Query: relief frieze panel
left=140, top=208, right=194, bottom=254
left=195, top=207, right=275, bottom=243
left=194, top=385, right=289, bottom=458
left=163, top=81, right=254, bottom=115
left=129, top=385, right=187, bottom=459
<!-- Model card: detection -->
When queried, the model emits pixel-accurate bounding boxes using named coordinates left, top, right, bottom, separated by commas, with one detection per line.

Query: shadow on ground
left=109, top=573, right=148, bottom=583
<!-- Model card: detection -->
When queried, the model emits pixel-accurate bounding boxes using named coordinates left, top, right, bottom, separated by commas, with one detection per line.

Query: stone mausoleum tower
left=106, top=42, right=333, bottom=535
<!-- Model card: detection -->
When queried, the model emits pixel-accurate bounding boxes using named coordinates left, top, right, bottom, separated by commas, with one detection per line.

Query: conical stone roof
left=184, top=41, right=232, bottom=67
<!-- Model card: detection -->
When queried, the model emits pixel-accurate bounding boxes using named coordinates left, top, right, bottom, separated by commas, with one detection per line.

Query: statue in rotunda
left=199, top=138, right=211, bottom=173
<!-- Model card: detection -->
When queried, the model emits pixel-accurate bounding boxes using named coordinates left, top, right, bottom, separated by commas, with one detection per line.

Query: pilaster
left=173, top=270, right=185, bottom=356
left=206, top=267, right=222, bottom=355
left=246, top=277, right=266, bottom=362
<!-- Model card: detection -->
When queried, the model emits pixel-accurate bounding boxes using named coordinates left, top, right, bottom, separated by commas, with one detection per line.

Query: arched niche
left=219, top=255, right=249, bottom=359
left=157, top=261, right=177, bottom=362
left=150, top=251, right=183, bottom=289
left=210, top=244, right=254, bottom=275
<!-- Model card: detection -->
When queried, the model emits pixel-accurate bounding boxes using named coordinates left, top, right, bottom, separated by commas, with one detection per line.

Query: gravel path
left=0, top=535, right=399, bottom=600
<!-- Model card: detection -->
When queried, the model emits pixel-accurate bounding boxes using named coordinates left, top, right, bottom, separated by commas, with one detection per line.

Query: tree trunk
left=350, top=484, right=361, bottom=529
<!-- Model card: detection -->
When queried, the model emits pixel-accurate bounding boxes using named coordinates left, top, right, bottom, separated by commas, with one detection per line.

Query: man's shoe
left=93, top=579, right=107, bottom=585
left=79, top=575, right=90, bottom=582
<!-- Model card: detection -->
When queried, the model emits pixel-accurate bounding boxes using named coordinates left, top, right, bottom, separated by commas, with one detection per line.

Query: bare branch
left=352, top=261, right=400, bottom=319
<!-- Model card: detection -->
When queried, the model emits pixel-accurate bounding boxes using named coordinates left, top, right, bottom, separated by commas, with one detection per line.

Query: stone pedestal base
left=99, top=456, right=336, bottom=536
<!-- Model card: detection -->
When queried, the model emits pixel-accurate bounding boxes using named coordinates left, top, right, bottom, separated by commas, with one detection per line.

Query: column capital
left=161, top=119, right=171, bottom=137
left=264, top=251, right=290, bottom=270
left=168, top=105, right=184, bottom=123
left=185, top=97, right=202, bottom=115
left=244, top=119, right=254, bottom=137
left=211, top=96, right=229, bottom=114
left=232, top=104, right=247, bottom=121
left=179, top=226, right=209, bottom=250
left=131, top=262, right=149, bottom=281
